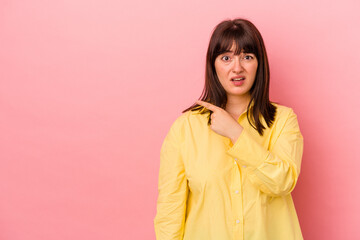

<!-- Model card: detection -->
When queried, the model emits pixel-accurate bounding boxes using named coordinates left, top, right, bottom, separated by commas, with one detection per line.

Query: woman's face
left=214, top=43, right=258, bottom=98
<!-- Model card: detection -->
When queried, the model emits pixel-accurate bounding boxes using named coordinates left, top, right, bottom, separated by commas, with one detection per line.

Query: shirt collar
left=237, top=100, right=254, bottom=122
left=197, top=99, right=255, bottom=118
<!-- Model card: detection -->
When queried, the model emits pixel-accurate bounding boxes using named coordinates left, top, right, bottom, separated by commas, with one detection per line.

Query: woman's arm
left=227, top=108, right=304, bottom=197
left=154, top=117, right=188, bottom=240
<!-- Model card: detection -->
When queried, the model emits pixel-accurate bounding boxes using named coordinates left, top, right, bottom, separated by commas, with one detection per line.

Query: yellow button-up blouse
left=154, top=103, right=304, bottom=240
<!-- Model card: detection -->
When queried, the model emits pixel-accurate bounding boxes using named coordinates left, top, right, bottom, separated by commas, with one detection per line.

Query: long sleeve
left=154, top=118, right=189, bottom=240
left=226, top=108, right=304, bottom=197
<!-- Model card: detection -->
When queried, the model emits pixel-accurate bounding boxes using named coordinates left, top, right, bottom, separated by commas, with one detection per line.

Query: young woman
left=154, top=18, right=304, bottom=240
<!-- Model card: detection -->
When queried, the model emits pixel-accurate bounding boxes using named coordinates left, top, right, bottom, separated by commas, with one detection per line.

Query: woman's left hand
left=196, top=100, right=243, bottom=143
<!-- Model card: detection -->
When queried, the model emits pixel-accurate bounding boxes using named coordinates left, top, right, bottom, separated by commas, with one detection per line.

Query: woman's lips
left=231, top=79, right=244, bottom=86
left=231, top=75, right=246, bottom=81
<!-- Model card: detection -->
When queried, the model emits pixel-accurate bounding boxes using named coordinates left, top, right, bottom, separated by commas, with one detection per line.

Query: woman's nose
left=232, top=57, right=243, bottom=72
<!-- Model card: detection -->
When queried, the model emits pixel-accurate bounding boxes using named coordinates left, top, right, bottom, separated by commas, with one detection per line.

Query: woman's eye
left=221, top=56, right=230, bottom=61
left=244, top=55, right=254, bottom=60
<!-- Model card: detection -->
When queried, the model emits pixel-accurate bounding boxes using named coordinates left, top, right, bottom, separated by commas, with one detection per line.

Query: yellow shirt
left=154, top=103, right=304, bottom=240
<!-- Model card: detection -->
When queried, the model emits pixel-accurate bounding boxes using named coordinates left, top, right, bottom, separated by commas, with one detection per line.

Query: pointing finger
left=196, top=100, right=218, bottom=112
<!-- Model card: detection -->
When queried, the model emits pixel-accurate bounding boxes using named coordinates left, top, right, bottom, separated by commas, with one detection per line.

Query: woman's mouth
left=231, top=79, right=244, bottom=86
left=231, top=76, right=245, bottom=86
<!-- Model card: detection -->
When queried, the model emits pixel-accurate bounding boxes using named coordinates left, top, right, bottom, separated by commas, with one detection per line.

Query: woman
left=154, top=18, right=304, bottom=240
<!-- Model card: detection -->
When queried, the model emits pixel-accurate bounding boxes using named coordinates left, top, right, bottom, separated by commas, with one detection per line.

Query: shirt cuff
left=226, top=127, right=270, bottom=169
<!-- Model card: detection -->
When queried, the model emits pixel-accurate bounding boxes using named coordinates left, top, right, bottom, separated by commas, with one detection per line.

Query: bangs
left=215, top=27, right=257, bottom=56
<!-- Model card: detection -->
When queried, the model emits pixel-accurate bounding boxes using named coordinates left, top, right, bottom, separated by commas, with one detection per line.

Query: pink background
left=1, top=0, right=359, bottom=239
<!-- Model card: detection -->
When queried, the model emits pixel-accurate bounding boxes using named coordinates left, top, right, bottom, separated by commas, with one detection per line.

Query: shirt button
left=236, top=219, right=240, bottom=224
left=235, top=190, right=239, bottom=194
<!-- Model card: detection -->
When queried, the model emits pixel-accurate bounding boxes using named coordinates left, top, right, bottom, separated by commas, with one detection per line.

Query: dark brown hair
left=182, top=18, right=277, bottom=136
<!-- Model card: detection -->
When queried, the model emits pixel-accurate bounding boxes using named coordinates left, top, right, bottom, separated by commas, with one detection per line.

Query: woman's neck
left=225, top=94, right=251, bottom=120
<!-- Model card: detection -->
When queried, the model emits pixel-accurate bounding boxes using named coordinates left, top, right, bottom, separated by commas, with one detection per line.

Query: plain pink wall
left=1, top=0, right=359, bottom=239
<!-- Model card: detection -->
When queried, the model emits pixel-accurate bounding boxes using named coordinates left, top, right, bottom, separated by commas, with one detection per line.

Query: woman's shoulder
left=183, top=107, right=209, bottom=122
left=272, top=102, right=297, bottom=117
left=169, top=108, right=207, bottom=131
left=271, top=102, right=301, bottom=130
left=174, top=108, right=204, bottom=124
left=167, top=109, right=194, bottom=130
